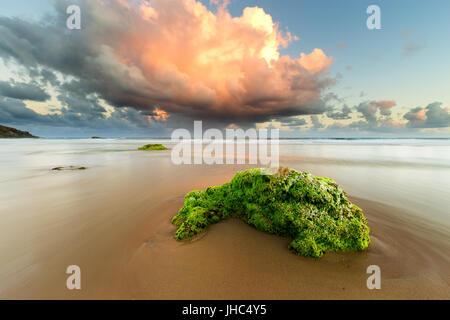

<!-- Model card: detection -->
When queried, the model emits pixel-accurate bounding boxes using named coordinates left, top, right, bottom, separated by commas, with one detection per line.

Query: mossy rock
left=138, top=144, right=168, bottom=151
left=172, top=168, right=370, bottom=258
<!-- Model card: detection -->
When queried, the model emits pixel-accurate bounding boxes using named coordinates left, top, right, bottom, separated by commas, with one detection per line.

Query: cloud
left=320, top=101, right=450, bottom=135
left=310, top=115, right=324, bottom=129
left=39, top=69, right=60, bottom=87
left=404, top=102, right=450, bottom=128
left=0, top=0, right=333, bottom=127
left=0, top=97, right=54, bottom=125
left=57, top=90, right=107, bottom=118
left=0, top=80, right=50, bottom=101
left=326, top=104, right=352, bottom=120
left=373, top=100, right=396, bottom=116
left=149, top=108, right=170, bottom=121
left=0, top=93, right=169, bottom=137
left=356, top=100, right=396, bottom=123
left=278, top=116, right=307, bottom=128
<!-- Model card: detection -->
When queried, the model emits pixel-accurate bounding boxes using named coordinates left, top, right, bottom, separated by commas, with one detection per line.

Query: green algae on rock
left=138, top=144, right=168, bottom=151
left=172, top=168, right=370, bottom=258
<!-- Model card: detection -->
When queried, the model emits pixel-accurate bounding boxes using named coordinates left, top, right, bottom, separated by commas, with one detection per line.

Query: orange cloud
left=370, top=100, right=396, bottom=116
left=372, top=100, right=396, bottom=110
left=299, top=49, right=333, bottom=74
left=0, top=0, right=332, bottom=127
left=405, top=107, right=426, bottom=123
left=404, top=102, right=450, bottom=128
left=150, top=108, right=170, bottom=121
left=416, top=108, right=426, bottom=120
left=390, top=120, right=405, bottom=128
left=82, top=0, right=333, bottom=123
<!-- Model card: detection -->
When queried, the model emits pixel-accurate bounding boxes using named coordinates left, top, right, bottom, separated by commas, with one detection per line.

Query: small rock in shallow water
left=51, top=166, right=87, bottom=171
left=138, top=144, right=168, bottom=151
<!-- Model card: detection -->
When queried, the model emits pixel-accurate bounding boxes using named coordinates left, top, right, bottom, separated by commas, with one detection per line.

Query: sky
left=0, top=0, right=449, bottom=137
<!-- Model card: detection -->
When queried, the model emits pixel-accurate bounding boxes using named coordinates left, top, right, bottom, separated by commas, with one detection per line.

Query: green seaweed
left=172, top=167, right=370, bottom=258
left=138, top=144, right=168, bottom=151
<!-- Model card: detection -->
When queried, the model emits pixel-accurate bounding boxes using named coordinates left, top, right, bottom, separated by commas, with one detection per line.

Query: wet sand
left=0, top=141, right=449, bottom=299
left=124, top=197, right=449, bottom=300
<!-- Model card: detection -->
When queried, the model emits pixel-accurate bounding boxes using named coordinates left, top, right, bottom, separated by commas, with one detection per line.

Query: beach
left=0, top=138, right=449, bottom=299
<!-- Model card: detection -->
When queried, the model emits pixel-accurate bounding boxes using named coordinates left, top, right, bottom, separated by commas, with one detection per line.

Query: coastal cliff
left=0, top=125, right=37, bottom=138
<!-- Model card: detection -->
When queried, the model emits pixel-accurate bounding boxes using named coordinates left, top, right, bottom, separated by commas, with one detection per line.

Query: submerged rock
left=52, top=166, right=87, bottom=171
left=138, top=144, right=168, bottom=151
left=172, top=167, right=370, bottom=258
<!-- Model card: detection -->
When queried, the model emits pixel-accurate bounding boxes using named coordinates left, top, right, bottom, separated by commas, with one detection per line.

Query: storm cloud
left=0, top=0, right=447, bottom=137
left=0, top=93, right=168, bottom=136
left=0, top=80, right=50, bottom=101
left=0, top=0, right=333, bottom=127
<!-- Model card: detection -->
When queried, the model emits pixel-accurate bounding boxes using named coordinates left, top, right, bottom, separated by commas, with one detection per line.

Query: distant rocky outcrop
left=0, top=125, right=38, bottom=138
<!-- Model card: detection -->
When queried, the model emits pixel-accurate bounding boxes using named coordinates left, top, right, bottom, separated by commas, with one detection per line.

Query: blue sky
left=0, top=0, right=449, bottom=137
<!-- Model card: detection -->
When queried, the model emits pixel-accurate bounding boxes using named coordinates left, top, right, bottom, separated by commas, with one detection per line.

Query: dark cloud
left=276, top=117, right=307, bottom=128
left=356, top=102, right=377, bottom=123
left=356, top=100, right=396, bottom=123
left=0, top=96, right=56, bottom=126
left=326, top=104, right=352, bottom=120
left=0, top=94, right=168, bottom=137
left=0, top=80, right=50, bottom=101
left=0, top=0, right=333, bottom=128
left=0, top=0, right=446, bottom=137
left=57, top=90, right=106, bottom=118
left=39, top=69, right=60, bottom=86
